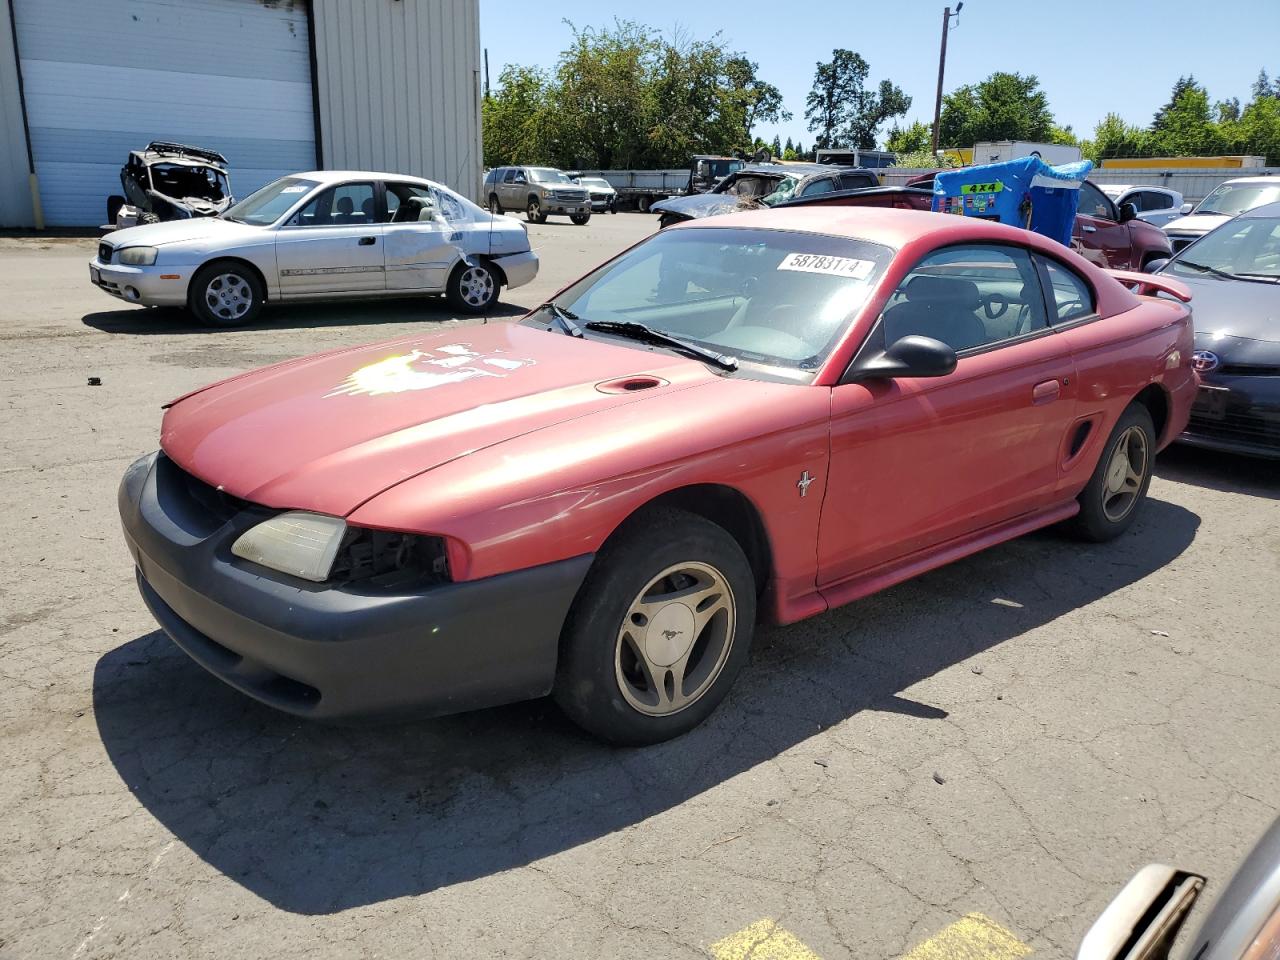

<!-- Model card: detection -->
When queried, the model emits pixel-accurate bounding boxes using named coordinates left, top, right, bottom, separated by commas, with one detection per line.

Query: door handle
left=358, top=236, right=377, bottom=245
left=1082, top=225, right=1097, bottom=233
left=1033, top=379, right=1061, bottom=404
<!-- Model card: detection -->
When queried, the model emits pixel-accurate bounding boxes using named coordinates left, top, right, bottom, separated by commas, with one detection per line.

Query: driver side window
left=1078, top=182, right=1115, bottom=221
left=880, top=245, right=1048, bottom=352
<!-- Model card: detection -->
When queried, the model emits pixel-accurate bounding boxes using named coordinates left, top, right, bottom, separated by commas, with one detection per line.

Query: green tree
left=724, top=56, right=792, bottom=144
left=938, top=72, right=1054, bottom=146
left=1082, top=112, right=1150, bottom=163
left=1148, top=79, right=1225, bottom=156
left=1152, top=76, right=1201, bottom=128
left=885, top=119, right=931, bottom=153
left=804, top=49, right=910, bottom=150
left=1251, top=69, right=1275, bottom=102
left=482, top=65, right=553, bottom=168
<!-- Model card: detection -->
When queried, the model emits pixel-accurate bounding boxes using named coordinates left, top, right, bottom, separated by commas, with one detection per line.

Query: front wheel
left=1068, top=403, right=1155, bottom=542
left=446, top=260, right=499, bottom=313
left=553, top=508, right=756, bottom=745
left=188, top=261, right=264, bottom=327
left=526, top=198, right=546, bottom=224
left=570, top=212, right=591, bottom=226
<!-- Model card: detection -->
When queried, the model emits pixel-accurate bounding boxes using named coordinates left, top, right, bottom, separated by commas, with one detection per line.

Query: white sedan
left=89, top=170, right=538, bottom=326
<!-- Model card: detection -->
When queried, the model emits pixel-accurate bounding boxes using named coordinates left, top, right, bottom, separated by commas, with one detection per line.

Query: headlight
left=119, top=246, right=158, bottom=266
left=231, top=512, right=346, bottom=582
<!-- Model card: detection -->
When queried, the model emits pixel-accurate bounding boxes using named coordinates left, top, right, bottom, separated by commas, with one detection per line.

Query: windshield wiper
left=1235, top=272, right=1280, bottom=284
left=540, top=301, right=584, bottom=337
left=1177, top=260, right=1244, bottom=281
left=584, top=320, right=738, bottom=371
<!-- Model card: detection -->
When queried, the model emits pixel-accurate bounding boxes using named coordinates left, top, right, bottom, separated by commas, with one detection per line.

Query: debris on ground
left=932, top=771, right=946, bottom=785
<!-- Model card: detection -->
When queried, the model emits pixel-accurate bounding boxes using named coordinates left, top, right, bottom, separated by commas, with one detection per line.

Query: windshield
left=529, top=168, right=572, bottom=184
left=715, top=174, right=799, bottom=207
left=149, top=163, right=228, bottom=201
left=1194, top=183, right=1280, bottom=216
left=534, top=226, right=893, bottom=376
left=224, top=177, right=319, bottom=225
left=580, top=178, right=611, bottom=189
left=1166, top=215, right=1280, bottom=281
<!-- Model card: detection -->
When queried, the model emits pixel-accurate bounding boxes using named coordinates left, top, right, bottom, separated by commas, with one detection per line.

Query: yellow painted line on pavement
left=710, top=913, right=1031, bottom=960
left=902, top=913, right=1032, bottom=960
left=710, top=919, right=822, bottom=960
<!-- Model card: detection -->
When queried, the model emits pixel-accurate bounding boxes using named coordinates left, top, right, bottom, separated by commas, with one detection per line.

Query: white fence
left=879, top=166, right=1280, bottom=203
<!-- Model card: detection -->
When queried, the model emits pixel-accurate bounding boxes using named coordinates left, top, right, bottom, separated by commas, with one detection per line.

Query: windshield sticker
left=778, top=253, right=874, bottom=279
left=326, top=344, right=535, bottom=398
left=280, top=185, right=309, bottom=193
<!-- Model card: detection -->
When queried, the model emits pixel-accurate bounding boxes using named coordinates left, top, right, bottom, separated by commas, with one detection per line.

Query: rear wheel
left=570, top=212, right=591, bottom=226
left=637, top=196, right=651, bottom=213
left=446, top=260, right=499, bottom=313
left=188, top=261, right=264, bottom=327
left=553, top=508, right=755, bottom=745
left=1068, top=403, right=1155, bottom=541
left=488, top=193, right=503, bottom=215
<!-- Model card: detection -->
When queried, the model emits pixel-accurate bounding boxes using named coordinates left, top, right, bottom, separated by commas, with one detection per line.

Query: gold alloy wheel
left=614, top=561, right=736, bottom=716
left=1102, top=424, right=1149, bottom=522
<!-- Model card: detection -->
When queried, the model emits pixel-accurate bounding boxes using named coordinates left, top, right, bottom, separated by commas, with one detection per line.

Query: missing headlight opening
left=329, top=529, right=451, bottom=589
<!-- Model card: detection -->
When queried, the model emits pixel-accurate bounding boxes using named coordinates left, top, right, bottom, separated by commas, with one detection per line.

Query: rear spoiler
left=145, top=141, right=228, bottom=166
left=1105, top=269, right=1192, bottom=302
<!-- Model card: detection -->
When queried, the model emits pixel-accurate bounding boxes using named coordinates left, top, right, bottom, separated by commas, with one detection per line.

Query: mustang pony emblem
left=327, top=343, right=535, bottom=398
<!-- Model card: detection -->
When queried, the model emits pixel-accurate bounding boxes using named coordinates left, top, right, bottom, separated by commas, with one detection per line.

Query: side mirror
left=1180, top=202, right=1193, bottom=214
left=1144, top=257, right=1170, bottom=274
left=843, top=334, right=958, bottom=383
left=1077, top=865, right=1203, bottom=960
left=1120, top=202, right=1139, bottom=223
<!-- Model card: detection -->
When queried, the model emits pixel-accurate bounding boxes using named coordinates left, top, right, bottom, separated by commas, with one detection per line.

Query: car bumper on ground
left=89, top=257, right=189, bottom=306
left=118, top=451, right=593, bottom=719
left=492, top=250, right=539, bottom=290
left=1180, top=376, right=1280, bottom=459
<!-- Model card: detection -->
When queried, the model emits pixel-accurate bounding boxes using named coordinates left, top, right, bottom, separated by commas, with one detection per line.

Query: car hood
left=651, top=192, right=757, bottom=220
left=1169, top=273, right=1280, bottom=351
left=1163, top=212, right=1230, bottom=236
left=160, top=322, right=719, bottom=516
left=107, top=217, right=265, bottom=248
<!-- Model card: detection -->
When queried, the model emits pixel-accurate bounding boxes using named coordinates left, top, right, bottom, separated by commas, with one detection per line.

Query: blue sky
left=479, top=0, right=1280, bottom=150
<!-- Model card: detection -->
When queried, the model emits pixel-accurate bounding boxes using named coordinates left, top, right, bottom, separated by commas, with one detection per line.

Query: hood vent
left=595, top=375, right=667, bottom=394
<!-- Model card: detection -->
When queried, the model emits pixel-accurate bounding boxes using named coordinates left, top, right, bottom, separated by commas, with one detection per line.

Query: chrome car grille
left=552, top=189, right=587, bottom=202
left=98, top=242, right=113, bottom=263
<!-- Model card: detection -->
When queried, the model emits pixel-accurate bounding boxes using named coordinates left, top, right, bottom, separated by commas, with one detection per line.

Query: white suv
left=1097, top=184, right=1184, bottom=227
left=1162, top=176, right=1280, bottom=252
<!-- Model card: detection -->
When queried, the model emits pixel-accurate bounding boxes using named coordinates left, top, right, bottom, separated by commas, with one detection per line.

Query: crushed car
left=107, top=141, right=233, bottom=229
left=119, top=207, right=1195, bottom=744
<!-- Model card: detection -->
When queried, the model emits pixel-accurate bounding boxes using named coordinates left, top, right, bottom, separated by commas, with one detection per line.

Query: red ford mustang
left=119, top=208, right=1195, bottom=744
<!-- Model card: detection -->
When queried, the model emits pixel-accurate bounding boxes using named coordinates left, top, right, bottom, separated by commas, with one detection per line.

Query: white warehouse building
left=0, top=0, right=482, bottom=227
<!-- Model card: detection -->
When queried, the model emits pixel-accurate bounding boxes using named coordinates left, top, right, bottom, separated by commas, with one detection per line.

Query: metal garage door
left=12, top=0, right=316, bottom=226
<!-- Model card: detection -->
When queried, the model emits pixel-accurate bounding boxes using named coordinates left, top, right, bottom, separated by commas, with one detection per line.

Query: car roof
left=292, top=170, right=439, bottom=186
left=678, top=205, right=1067, bottom=251
left=740, top=162, right=870, bottom=177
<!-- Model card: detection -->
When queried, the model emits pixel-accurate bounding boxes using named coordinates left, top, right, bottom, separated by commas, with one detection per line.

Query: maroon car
left=904, top=174, right=1172, bottom=271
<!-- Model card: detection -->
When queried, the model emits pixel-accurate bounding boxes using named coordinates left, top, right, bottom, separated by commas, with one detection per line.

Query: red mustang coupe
left=119, top=208, right=1195, bottom=744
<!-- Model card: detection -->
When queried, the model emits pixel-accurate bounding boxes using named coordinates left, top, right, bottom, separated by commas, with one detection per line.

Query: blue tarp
left=932, top=157, right=1095, bottom=247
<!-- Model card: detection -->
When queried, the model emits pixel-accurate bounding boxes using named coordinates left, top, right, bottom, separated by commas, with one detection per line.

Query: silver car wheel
left=458, top=265, right=495, bottom=307
left=204, top=272, right=253, bottom=322
left=1102, top=425, right=1148, bottom=522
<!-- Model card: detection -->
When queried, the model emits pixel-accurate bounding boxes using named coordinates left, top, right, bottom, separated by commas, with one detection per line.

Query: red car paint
left=160, top=208, right=1196, bottom=625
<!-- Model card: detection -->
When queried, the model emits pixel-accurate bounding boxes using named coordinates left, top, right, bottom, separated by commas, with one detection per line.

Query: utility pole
left=931, top=3, right=962, bottom=156
left=484, top=47, right=490, bottom=99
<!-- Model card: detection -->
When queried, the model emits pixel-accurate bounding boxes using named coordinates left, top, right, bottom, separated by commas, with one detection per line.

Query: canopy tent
left=931, top=157, right=1095, bottom=247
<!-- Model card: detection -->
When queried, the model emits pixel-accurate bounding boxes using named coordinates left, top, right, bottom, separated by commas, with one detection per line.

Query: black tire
left=609, top=200, right=618, bottom=214
left=570, top=212, right=591, bottom=225
left=553, top=508, right=756, bottom=745
left=106, top=195, right=125, bottom=226
left=188, top=261, right=264, bottom=327
left=1067, top=403, right=1156, bottom=542
left=138, top=211, right=160, bottom=225
left=526, top=198, right=547, bottom=224
left=446, top=260, right=500, bottom=313
left=658, top=214, right=680, bottom=230
left=637, top=196, right=651, bottom=213
left=488, top=193, right=503, bottom=215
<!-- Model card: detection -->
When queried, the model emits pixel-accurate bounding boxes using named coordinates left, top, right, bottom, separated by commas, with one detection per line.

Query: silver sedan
left=89, top=171, right=539, bottom=326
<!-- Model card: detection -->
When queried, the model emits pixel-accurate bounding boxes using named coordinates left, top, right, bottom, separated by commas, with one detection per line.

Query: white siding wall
left=311, top=0, right=482, bottom=201
left=0, top=2, right=35, bottom=227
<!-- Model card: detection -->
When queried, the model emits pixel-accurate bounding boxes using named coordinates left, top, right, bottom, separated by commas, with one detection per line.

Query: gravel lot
left=1, top=213, right=1277, bottom=960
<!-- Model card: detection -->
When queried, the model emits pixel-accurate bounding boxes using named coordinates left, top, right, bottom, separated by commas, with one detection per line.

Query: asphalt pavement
left=1, top=212, right=1277, bottom=960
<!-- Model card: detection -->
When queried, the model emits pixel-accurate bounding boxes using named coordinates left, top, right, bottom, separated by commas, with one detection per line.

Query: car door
left=274, top=181, right=384, bottom=297
left=381, top=181, right=461, bottom=292
left=1072, top=181, right=1134, bottom=269
left=501, top=168, right=526, bottom=209
left=818, top=243, right=1078, bottom=586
